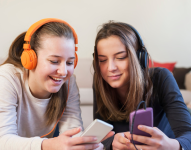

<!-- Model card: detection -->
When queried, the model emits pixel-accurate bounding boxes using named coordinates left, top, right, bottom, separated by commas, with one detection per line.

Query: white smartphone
left=80, top=119, right=113, bottom=143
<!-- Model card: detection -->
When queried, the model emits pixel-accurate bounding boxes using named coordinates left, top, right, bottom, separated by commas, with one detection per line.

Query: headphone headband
left=24, top=18, right=78, bottom=51
left=118, top=23, right=145, bottom=49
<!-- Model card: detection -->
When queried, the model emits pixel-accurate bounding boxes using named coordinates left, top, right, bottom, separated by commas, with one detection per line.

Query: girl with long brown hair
left=93, top=21, right=191, bottom=150
left=0, top=18, right=112, bottom=150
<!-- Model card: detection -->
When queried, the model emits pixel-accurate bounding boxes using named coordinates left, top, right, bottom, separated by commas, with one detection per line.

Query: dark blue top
left=93, top=68, right=191, bottom=150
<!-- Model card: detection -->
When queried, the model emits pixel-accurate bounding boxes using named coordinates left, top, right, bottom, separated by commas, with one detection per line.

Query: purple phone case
left=129, top=107, right=153, bottom=145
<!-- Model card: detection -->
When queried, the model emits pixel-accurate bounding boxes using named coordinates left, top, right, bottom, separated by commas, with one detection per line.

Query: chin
left=108, top=82, right=121, bottom=89
left=48, top=87, right=61, bottom=93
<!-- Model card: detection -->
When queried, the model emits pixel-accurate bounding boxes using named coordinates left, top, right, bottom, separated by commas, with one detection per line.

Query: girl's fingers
left=112, top=133, right=130, bottom=150
left=112, top=141, right=129, bottom=150
left=114, top=133, right=130, bottom=144
left=124, top=132, right=131, bottom=139
left=138, top=125, right=158, bottom=136
left=154, top=127, right=161, bottom=131
left=127, top=142, right=154, bottom=150
left=118, top=134, right=130, bottom=144
left=71, top=136, right=98, bottom=145
left=128, top=134, right=155, bottom=146
left=63, top=127, right=82, bottom=137
left=94, top=143, right=104, bottom=150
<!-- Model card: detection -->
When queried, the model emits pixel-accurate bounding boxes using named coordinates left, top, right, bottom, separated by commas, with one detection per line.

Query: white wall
left=0, top=0, right=191, bottom=67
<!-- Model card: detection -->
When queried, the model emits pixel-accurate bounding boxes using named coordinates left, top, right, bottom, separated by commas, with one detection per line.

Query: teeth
left=51, top=77, right=62, bottom=81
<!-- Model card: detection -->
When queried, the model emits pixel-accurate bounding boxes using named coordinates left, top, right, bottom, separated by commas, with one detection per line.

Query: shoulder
left=0, top=64, right=24, bottom=91
left=66, top=74, right=79, bottom=95
left=0, top=64, right=24, bottom=104
left=69, top=74, right=77, bottom=84
left=0, top=63, right=23, bottom=78
left=66, top=74, right=77, bottom=88
left=150, top=67, right=177, bottom=95
left=150, top=67, right=174, bottom=83
left=151, top=67, right=180, bottom=99
left=151, top=67, right=172, bottom=77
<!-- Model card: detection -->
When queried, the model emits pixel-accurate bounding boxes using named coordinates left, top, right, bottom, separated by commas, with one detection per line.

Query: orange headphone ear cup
left=74, top=52, right=78, bottom=68
left=21, top=49, right=37, bottom=70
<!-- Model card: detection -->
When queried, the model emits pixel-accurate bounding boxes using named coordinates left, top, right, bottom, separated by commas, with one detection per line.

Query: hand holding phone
left=129, top=107, right=153, bottom=145
left=80, top=119, right=113, bottom=143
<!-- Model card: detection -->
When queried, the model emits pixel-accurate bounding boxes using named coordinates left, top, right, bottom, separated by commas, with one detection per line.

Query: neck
left=28, top=71, right=51, bottom=99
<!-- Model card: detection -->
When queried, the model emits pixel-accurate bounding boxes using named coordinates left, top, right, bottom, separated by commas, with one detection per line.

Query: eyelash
left=49, top=60, right=74, bottom=65
left=50, top=60, right=58, bottom=64
left=67, top=62, right=74, bottom=65
left=99, top=57, right=126, bottom=62
left=99, top=60, right=106, bottom=62
left=117, top=57, right=126, bottom=60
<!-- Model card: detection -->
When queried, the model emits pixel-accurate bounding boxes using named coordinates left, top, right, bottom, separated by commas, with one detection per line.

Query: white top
left=0, top=64, right=83, bottom=150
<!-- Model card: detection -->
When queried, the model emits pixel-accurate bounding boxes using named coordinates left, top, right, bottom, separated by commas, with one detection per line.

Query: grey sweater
left=0, top=64, right=83, bottom=150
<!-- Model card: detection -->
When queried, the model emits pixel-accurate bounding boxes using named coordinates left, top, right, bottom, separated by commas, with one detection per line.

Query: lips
left=49, top=76, right=63, bottom=83
left=108, top=74, right=122, bottom=80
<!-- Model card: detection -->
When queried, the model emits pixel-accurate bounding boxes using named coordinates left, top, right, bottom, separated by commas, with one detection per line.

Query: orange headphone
left=21, top=18, right=78, bottom=70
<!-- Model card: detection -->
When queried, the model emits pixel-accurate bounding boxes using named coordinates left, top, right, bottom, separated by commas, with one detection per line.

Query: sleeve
left=157, top=68, right=191, bottom=150
left=0, top=74, right=44, bottom=150
left=93, top=77, right=114, bottom=150
left=58, top=75, right=84, bottom=137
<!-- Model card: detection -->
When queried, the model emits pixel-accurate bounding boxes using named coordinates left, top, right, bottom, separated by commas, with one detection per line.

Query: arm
left=111, top=68, right=184, bottom=150
left=156, top=68, right=191, bottom=150
left=0, top=72, right=44, bottom=150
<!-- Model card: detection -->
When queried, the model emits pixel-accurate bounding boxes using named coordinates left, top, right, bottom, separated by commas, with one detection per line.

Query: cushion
left=185, top=72, right=191, bottom=91
left=149, top=60, right=176, bottom=72
left=173, top=67, right=191, bottom=89
left=180, top=89, right=191, bottom=104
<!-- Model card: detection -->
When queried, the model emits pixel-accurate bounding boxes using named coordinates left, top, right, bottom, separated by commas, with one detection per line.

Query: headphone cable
left=130, top=100, right=146, bottom=150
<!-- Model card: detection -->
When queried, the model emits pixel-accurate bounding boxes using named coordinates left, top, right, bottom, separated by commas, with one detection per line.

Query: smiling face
left=28, top=36, right=75, bottom=99
left=97, top=35, right=130, bottom=92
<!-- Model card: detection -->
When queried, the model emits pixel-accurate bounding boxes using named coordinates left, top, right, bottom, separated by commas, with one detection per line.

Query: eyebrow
left=98, top=51, right=127, bottom=57
left=49, top=55, right=75, bottom=59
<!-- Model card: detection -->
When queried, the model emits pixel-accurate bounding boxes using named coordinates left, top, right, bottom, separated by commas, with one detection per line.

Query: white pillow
left=185, top=71, right=191, bottom=91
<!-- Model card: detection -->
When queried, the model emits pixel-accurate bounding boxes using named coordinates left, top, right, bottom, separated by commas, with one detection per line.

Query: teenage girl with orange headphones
left=0, top=18, right=113, bottom=150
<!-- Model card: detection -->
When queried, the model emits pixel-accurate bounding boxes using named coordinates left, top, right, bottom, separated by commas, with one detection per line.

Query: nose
left=57, top=62, right=67, bottom=76
left=108, top=59, right=117, bottom=72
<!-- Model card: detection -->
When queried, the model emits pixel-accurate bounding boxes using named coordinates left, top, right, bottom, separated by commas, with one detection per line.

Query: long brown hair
left=2, top=22, right=74, bottom=126
left=93, top=21, right=153, bottom=122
